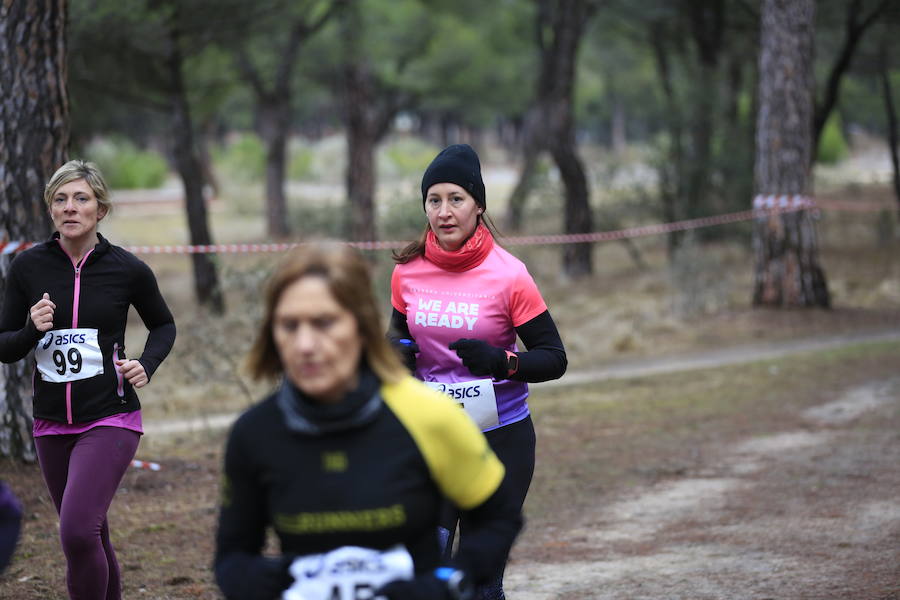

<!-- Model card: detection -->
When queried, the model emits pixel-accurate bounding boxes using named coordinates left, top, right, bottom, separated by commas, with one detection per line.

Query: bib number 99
left=52, top=348, right=83, bottom=376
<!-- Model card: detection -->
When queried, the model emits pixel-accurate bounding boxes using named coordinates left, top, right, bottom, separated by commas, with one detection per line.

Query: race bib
left=282, top=545, right=413, bottom=600
left=35, top=328, right=104, bottom=383
left=425, top=379, right=499, bottom=430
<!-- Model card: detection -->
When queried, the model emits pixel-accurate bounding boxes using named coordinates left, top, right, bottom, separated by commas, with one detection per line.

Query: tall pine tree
left=0, top=0, right=69, bottom=460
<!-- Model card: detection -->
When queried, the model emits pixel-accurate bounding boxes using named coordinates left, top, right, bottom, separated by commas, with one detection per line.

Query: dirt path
left=505, top=378, right=900, bottom=599
left=535, top=329, right=900, bottom=389
left=144, top=329, right=900, bottom=436
left=4, top=329, right=898, bottom=599
left=138, top=329, right=900, bottom=599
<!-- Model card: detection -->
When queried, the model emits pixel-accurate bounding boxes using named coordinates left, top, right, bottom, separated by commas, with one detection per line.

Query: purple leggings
left=35, top=426, right=140, bottom=600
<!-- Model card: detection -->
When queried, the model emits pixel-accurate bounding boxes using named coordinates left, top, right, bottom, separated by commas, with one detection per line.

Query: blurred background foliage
left=56, top=0, right=898, bottom=282
left=62, top=0, right=895, bottom=208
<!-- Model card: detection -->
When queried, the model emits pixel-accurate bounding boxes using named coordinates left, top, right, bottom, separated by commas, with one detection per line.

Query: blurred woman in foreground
left=214, top=242, right=522, bottom=600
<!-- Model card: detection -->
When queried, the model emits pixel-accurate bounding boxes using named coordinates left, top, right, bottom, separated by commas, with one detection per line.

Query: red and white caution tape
left=124, top=240, right=410, bottom=254
left=131, top=459, right=162, bottom=471
left=117, top=201, right=818, bottom=251
left=0, top=196, right=888, bottom=255
left=126, top=243, right=298, bottom=255
left=752, top=194, right=815, bottom=210
left=0, top=241, right=33, bottom=255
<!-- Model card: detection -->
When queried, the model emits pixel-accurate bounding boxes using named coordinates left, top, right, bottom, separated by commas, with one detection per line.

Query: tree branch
left=813, top=0, right=890, bottom=153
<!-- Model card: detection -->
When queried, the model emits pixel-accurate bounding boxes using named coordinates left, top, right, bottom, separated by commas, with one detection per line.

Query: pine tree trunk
left=752, top=0, right=830, bottom=307
left=610, top=96, right=626, bottom=154
left=548, top=0, right=593, bottom=278
left=0, top=0, right=69, bottom=460
left=505, top=137, right=540, bottom=232
left=163, top=19, right=224, bottom=313
left=552, top=142, right=593, bottom=277
left=649, top=27, right=686, bottom=256
left=345, top=108, right=377, bottom=243
left=508, top=0, right=593, bottom=275
left=340, top=4, right=378, bottom=244
left=880, top=39, right=900, bottom=217
left=258, top=98, right=291, bottom=239
left=684, top=61, right=717, bottom=220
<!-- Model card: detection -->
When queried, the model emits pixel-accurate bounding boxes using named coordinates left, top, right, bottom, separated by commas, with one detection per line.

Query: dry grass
left=2, top=336, right=897, bottom=599
left=118, top=178, right=899, bottom=418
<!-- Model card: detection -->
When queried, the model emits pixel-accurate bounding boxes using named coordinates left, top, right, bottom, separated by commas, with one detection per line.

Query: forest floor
left=506, top=333, right=900, bottom=599
left=1, top=314, right=898, bottom=600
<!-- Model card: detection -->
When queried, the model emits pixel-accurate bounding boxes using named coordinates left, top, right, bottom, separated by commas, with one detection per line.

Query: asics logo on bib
left=284, top=545, right=414, bottom=600
left=433, top=382, right=482, bottom=400
left=304, top=556, right=391, bottom=578
left=43, top=332, right=88, bottom=349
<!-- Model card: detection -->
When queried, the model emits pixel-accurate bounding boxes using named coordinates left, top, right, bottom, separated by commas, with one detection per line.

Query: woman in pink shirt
left=389, top=144, right=567, bottom=600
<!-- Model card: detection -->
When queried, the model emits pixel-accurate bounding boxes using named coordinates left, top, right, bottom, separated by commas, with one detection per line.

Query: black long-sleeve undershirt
left=389, top=308, right=567, bottom=383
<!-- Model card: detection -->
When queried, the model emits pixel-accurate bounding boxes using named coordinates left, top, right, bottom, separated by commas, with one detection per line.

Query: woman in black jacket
left=0, top=160, right=176, bottom=600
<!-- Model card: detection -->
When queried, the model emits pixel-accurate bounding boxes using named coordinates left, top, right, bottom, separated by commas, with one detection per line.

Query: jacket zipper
left=62, top=246, right=95, bottom=424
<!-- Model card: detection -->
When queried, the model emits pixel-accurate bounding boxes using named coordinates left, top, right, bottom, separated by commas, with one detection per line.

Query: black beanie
left=421, top=144, right=486, bottom=210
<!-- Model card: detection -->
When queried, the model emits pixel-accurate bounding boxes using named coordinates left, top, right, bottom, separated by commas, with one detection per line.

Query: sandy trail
left=505, top=379, right=900, bottom=599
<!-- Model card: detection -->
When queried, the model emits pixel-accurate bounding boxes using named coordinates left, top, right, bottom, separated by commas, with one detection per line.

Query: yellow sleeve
left=382, top=377, right=505, bottom=510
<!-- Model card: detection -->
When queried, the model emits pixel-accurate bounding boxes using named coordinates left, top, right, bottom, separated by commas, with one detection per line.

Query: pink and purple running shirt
left=391, top=245, right=546, bottom=431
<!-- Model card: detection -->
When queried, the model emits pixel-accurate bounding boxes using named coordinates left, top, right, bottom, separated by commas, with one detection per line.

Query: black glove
left=449, top=338, right=507, bottom=379
left=389, top=336, right=420, bottom=372
left=377, top=569, right=472, bottom=600
left=214, top=554, right=293, bottom=600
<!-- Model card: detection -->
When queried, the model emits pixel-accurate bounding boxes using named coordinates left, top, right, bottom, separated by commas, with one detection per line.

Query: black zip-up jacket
left=0, top=233, right=176, bottom=424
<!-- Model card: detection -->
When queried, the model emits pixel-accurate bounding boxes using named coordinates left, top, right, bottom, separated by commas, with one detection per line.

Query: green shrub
left=289, top=203, right=345, bottom=238
left=83, top=138, right=169, bottom=189
left=817, top=113, right=849, bottom=165
left=213, top=133, right=265, bottom=181
left=288, top=143, right=315, bottom=180
left=380, top=184, right=428, bottom=241
left=380, top=137, right=439, bottom=179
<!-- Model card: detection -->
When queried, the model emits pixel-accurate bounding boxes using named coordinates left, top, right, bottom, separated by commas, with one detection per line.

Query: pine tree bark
left=0, top=0, right=68, bottom=460
left=258, top=97, right=290, bottom=238
left=162, top=13, right=224, bottom=313
left=880, top=36, right=900, bottom=217
left=342, top=60, right=379, bottom=244
left=753, top=0, right=830, bottom=307
left=235, top=2, right=340, bottom=239
left=507, top=0, right=594, bottom=277
left=546, top=0, right=594, bottom=277
left=338, top=3, right=398, bottom=244
left=812, top=0, right=890, bottom=157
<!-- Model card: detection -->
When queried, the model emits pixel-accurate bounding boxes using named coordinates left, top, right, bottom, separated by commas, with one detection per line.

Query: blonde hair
left=246, top=242, right=407, bottom=383
left=44, top=160, right=112, bottom=215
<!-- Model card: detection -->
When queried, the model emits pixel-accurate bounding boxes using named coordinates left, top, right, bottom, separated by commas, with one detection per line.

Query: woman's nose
left=294, top=325, right=317, bottom=351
